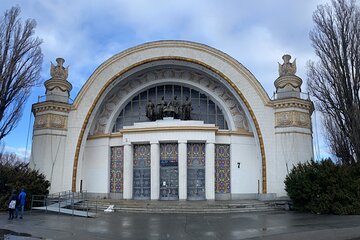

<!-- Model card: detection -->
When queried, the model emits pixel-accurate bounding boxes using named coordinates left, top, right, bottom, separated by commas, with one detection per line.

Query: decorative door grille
left=160, top=143, right=179, bottom=200
left=133, top=144, right=151, bottom=200
left=110, top=146, right=123, bottom=193
left=215, top=144, right=231, bottom=194
left=187, top=143, right=205, bottom=200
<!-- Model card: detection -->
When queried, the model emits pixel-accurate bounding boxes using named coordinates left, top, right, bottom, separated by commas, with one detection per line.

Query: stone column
left=123, top=142, right=133, bottom=199
left=205, top=141, right=215, bottom=200
left=178, top=140, right=187, bottom=200
left=150, top=141, right=160, bottom=200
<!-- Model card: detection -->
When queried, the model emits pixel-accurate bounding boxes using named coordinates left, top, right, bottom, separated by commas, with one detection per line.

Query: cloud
left=3, top=145, right=31, bottom=161
left=0, top=0, right=330, bottom=156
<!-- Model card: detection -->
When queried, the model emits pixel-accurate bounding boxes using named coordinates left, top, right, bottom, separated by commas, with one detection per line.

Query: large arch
left=69, top=41, right=272, bottom=194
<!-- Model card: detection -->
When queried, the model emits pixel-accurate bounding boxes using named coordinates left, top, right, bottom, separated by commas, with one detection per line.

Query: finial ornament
left=278, top=54, right=296, bottom=77
left=50, top=57, right=68, bottom=80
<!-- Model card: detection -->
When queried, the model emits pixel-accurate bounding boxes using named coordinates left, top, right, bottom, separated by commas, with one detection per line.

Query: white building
left=30, top=41, right=313, bottom=200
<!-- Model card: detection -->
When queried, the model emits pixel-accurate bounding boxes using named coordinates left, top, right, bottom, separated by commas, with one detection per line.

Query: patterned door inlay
left=110, top=146, right=123, bottom=193
left=160, top=143, right=179, bottom=200
left=187, top=143, right=205, bottom=200
left=133, top=144, right=151, bottom=200
left=215, top=144, right=231, bottom=193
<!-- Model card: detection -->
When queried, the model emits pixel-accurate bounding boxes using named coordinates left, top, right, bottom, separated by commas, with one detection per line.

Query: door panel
left=133, top=144, right=151, bottom=200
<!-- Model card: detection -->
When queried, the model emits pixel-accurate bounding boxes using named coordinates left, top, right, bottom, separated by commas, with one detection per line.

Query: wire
left=313, top=110, right=321, bottom=160
left=24, top=109, right=33, bottom=162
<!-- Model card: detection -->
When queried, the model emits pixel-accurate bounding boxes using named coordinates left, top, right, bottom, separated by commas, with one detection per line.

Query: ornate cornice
left=121, top=125, right=219, bottom=134
left=272, top=98, right=314, bottom=113
left=32, top=102, right=72, bottom=114
left=86, top=128, right=253, bottom=140
left=216, top=129, right=254, bottom=136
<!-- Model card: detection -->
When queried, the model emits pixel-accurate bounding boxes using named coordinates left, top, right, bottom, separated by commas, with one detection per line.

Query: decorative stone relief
left=275, top=111, right=311, bottom=128
left=34, top=114, right=67, bottom=130
left=278, top=54, right=296, bottom=77
left=92, top=68, right=250, bottom=134
left=34, top=115, right=48, bottom=129
left=50, top=58, right=68, bottom=80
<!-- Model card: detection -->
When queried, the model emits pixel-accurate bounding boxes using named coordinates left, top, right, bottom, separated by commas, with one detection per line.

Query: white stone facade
left=30, top=41, right=313, bottom=200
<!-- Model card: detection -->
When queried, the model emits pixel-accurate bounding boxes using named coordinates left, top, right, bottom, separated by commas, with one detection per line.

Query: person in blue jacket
left=15, top=188, right=26, bottom=219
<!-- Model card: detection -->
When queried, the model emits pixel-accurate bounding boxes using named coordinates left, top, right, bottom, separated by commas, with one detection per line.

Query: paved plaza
left=1, top=210, right=360, bottom=240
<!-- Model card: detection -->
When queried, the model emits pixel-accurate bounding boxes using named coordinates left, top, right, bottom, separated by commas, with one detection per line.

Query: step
left=83, top=200, right=283, bottom=214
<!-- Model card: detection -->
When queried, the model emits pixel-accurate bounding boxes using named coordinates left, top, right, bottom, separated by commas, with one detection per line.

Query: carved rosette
left=91, top=68, right=250, bottom=134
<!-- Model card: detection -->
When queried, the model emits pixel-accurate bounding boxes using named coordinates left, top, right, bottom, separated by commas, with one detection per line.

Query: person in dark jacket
left=15, top=188, right=26, bottom=219
left=8, top=190, right=17, bottom=220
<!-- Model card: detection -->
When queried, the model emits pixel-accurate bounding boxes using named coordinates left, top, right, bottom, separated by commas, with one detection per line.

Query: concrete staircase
left=86, top=199, right=286, bottom=214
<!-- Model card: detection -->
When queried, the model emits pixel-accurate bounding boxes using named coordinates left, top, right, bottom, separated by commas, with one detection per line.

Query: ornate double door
left=187, top=143, right=205, bottom=200
left=160, top=143, right=179, bottom=200
left=133, top=145, right=151, bottom=200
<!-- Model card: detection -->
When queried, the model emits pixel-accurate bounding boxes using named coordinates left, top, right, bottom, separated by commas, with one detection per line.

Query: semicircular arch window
left=112, top=84, right=228, bottom=132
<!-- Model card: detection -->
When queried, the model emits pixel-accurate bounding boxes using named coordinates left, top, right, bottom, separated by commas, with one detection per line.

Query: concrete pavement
left=1, top=210, right=360, bottom=239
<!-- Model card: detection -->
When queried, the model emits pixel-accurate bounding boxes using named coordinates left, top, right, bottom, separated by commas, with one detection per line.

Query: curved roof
left=73, top=40, right=271, bottom=108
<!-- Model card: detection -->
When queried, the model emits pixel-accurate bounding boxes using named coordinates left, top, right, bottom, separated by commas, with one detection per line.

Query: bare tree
left=0, top=6, right=43, bottom=141
left=308, top=0, right=360, bottom=164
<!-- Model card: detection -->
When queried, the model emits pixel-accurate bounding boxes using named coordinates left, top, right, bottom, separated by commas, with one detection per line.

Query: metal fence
left=30, top=190, right=98, bottom=217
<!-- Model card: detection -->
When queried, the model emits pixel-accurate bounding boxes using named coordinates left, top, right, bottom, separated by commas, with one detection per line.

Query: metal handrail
left=37, top=94, right=74, bottom=103
left=30, top=190, right=93, bottom=217
left=272, top=91, right=310, bottom=100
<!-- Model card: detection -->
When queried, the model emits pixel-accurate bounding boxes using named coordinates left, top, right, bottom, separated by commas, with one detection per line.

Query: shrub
left=285, top=159, right=360, bottom=214
left=0, top=158, right=50, bottom=211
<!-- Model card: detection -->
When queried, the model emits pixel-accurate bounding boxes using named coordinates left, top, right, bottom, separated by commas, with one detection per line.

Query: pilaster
left=205, top=141, right=215, bottom=200
left=178, top=140, right=187, bottom=200
left=150, top=141, right=160, bottom=200
left=123, top=142, right=133, bottom=199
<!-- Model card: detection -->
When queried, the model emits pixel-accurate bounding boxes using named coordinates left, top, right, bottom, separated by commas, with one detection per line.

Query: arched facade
left=31, top=41, right=314, bottom=200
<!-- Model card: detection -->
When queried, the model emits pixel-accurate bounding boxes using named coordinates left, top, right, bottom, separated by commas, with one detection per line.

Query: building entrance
left=187, top=143, right=205, bottom=200
left=160, top=143, right=179, bottom=200
left=133, top=145, right=151, bottom=200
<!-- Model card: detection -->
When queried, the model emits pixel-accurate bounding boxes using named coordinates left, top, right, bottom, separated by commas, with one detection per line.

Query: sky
left=1, top=0, right=329, bottom=160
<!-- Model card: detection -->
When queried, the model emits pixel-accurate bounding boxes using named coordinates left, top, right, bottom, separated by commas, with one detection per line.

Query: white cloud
left=3, top=146, right=31, bottom=161
left=0, top=0, right=330, bottom=156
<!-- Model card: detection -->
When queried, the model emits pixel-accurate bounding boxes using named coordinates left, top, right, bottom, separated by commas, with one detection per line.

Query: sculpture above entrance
left=146, top=96, right=192, bottom=121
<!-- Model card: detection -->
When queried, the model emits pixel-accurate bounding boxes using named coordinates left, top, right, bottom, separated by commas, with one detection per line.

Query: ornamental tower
left=272, top=54, right=314, bottom=194
left=30, top=58, right=72, bottom=192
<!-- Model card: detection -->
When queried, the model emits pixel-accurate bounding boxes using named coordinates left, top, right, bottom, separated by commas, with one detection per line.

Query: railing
left=31, top=190, right=97, bottom=217
left=37, top=94, right=74, bottom=103
left=272, top=91, right=310, bottom=100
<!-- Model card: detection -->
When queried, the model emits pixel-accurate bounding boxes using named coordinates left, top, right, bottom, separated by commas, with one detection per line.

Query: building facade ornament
left=91, top=67, right=250, bottom=135
left=275, top=111, right=311, bottom=129
left=50, top=58, right=69, bottom=80
left=34, top=113, right=67, bottom=130
left=274, top=54, right=302, bottom=99
left=278, top=54, right=296, bottom=77
left=45, top=58, right=72, bottom=103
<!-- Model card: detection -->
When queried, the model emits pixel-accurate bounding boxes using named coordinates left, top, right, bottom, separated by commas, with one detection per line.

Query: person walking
left=8, top=190, right=17, bottom=220
left=15, top=188, right=26, bottom=219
